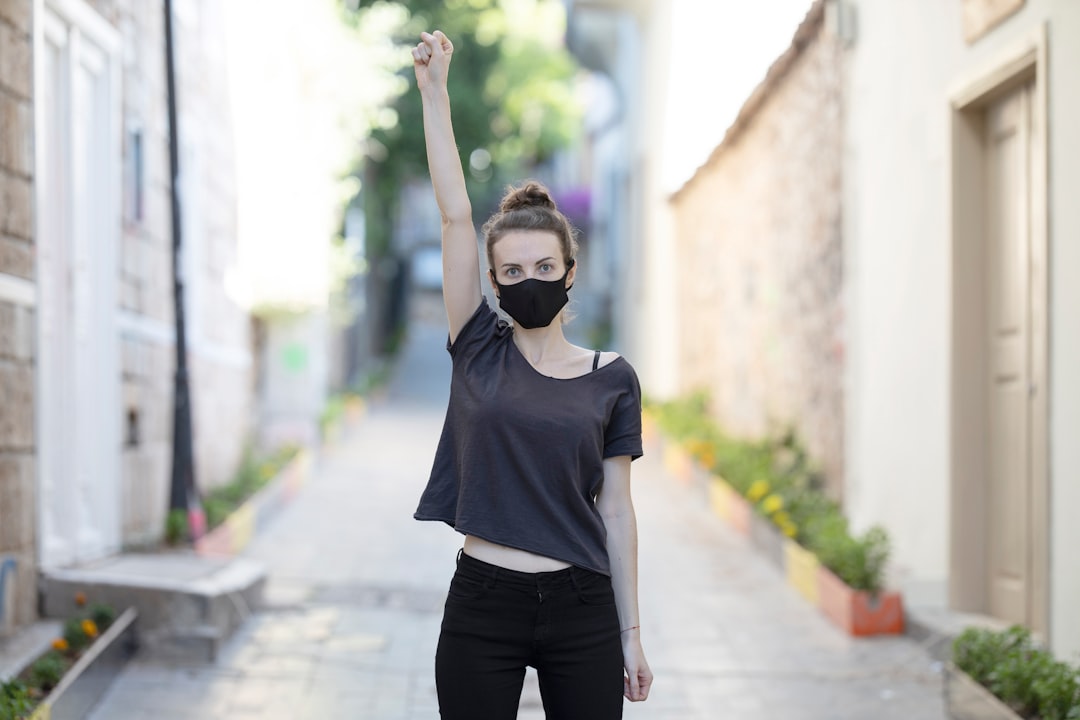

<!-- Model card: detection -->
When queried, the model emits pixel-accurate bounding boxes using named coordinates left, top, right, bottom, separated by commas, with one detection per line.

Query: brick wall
left=670, top=10, right=846, bottom=494
left=0, top=0, right=36, bottom=633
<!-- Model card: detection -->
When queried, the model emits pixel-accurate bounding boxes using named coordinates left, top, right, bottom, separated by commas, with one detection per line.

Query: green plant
left=803, top=514, right=890, bottom=593
left=953, top=625, right=1080, bottom=719
left=27, top=652, right=66, bottom=693
left=0, top=680, right=33, bottom=720
left=88, top=603, right=116, bottom=629
left=1033, top=659, right=1080, bottom=720
left=164, top=509, right=188, bottom=545
left=62, top=617, right=90, bottom=652
left=200, top=444, right=301, bottom=532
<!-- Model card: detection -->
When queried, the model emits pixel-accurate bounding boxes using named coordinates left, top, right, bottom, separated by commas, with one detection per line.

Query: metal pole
left=164, top=0, right=204, bottom=540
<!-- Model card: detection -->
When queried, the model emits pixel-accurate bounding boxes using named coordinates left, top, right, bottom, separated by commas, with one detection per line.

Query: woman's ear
left=566, top=259, right=577, bottom=288
left=487, top=269, right=500, bottom=297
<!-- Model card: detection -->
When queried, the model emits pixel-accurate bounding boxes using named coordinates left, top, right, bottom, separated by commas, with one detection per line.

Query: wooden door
left=983, top=80, right=1034, bottom=624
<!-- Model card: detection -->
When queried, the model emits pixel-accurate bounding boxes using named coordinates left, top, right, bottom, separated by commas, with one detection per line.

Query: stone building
left=669, top=2, right=845, bottom=493
left=0, top=0, right=253, bottom=636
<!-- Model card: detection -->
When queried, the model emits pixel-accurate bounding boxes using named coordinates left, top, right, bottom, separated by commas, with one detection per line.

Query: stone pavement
left=88, top=299, right=948, bottom=719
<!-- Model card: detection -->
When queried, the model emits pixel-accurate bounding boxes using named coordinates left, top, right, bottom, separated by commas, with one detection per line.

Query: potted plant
left=1, top=593, right=137, bottom=720
left=947, top=625, right=1080, bottom=720
left=805, top=514, right=903, bottom=636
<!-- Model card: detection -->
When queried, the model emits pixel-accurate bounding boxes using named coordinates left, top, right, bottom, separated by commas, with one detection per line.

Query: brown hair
left=482, top=181, right=579, bottom=273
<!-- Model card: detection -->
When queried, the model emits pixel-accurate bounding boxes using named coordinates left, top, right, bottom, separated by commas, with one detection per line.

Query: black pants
left=435, top=551, right=624, bottom=719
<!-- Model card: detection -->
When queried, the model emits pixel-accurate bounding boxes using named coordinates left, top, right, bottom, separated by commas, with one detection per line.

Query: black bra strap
left=592, top=350, right=601, bottom=372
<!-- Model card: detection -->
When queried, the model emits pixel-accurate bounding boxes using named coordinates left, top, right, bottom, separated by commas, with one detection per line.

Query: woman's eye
left=506, top=268, right=519, bottom=277
left=540, top=263, right=552, bottom=272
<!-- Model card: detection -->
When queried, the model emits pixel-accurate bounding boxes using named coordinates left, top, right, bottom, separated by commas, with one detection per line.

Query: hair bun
left=499, top=181, right=556, bottom=213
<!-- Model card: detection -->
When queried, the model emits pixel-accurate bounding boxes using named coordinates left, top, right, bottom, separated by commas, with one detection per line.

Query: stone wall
left=0, top=0, right=36, bottom=633
left=113, top=0, right=253, bottom=545
left=669, top=7, right=846, bottom=494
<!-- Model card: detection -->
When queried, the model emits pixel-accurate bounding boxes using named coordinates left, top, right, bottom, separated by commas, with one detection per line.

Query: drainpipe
left=164, top=0, right=205, bottom=540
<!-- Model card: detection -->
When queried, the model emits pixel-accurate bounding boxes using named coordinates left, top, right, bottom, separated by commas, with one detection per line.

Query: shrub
left=164, top=509, right=188, bottom=546
left=62, top=617, right=90, bottom=652
left=953, top=625, right=1080, bottom=719
left=0, top=681, right=33, bottom=720
left=803, top=514, right=890, bottom=593
left=28, top=652, right=66, bottom=693
left=198, top=444, right=300, bottom=532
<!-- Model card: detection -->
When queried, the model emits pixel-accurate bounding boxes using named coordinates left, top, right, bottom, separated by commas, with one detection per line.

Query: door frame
left=33, top=0, right=123, bottom=568
left=948, top=24, right=1049, bottom=636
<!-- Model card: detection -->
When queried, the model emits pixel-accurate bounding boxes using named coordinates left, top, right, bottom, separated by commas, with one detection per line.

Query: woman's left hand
left=621, top=633, right=653, bottom=702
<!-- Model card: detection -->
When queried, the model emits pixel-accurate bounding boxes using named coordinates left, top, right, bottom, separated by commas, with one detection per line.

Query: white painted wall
left=1046, top=0, right=1080, bottom=664
left=844, top=0, right=1080, bottom=656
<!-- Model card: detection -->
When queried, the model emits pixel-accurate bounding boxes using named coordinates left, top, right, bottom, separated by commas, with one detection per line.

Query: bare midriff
left=463, top=535, right=572, bottom=573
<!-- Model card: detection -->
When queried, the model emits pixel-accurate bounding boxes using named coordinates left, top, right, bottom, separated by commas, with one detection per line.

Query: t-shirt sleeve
left=447, top=298, right=501, bottom=359
left=603, top=366, right=643, bottom=461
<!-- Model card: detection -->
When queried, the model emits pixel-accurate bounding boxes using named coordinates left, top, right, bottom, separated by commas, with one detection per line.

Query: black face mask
left=492, top=260, right=574, bottom=329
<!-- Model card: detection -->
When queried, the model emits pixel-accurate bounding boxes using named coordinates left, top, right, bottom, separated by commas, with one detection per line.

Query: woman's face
left=489, top=230, right=574, bottom=287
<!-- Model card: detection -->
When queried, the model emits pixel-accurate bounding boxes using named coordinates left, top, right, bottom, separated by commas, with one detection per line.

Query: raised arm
left=413, top=31, right=482, bottom=343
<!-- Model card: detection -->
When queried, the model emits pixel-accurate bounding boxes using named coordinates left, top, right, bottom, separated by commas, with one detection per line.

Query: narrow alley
left=88, top=298, right=948, bottom=719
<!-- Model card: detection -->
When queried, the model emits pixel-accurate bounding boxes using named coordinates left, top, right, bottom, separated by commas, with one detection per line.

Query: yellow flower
left=761, top=494, right=784, bottom=515
left=81, top=619, right=99, bottom=639
left=746, top=480, right=770, bottom=503
left=52, top=638, right=69, bottom=652
left=771, top=511, right=798, bottom=537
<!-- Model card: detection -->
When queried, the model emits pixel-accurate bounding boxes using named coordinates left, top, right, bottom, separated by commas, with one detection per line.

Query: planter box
left=196, top=449, right=311, bottom=557
left=29, top=607, right=138, bottom=720
left=749, top=513, right=785, bottom=570
left=727, top=489, right=752, bottom=537
left=944, top=662, right=1024, bottom=720
left=817, top=566, right=904, bottom=636
left=662, top=442, right=695, bottom=486
left=784, top=540, right=821, bottom=605
left=707, top=479, right=737, bottom=523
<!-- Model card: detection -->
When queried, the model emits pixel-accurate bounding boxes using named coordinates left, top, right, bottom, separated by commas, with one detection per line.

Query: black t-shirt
left=414, top=299, right=643, bottom=576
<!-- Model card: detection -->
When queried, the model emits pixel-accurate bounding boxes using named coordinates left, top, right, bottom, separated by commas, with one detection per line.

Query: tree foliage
left=341, top=0, right=581, bottom=256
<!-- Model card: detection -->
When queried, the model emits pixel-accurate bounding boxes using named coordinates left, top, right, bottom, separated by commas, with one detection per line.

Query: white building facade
left=841, top=0, right=1080, bottom=656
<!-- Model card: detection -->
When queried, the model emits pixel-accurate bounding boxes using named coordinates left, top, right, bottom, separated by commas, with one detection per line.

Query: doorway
left=949, top=30, right=1049, bottom=635
left=35, top=1, right=122, bottom=567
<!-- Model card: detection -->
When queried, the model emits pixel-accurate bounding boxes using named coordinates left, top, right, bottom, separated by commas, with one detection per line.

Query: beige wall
left=0, top=0, right=37, bottom=633
left=669, top=8, right=846, bottom=490
left=843, top=0, right=1080, bottom=656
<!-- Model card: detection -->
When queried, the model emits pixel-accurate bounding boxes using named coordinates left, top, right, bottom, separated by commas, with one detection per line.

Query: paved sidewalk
left=89, top=304, right=947, bottom=719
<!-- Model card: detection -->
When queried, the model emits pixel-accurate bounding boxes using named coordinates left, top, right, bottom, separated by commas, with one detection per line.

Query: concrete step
left=40, top=552, right=266, bottom=663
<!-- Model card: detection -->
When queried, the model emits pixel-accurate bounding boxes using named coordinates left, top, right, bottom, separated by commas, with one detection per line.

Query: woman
left=411, top=30, right=653, bottom=719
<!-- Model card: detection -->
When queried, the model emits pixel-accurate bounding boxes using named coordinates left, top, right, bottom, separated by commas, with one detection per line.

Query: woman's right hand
left=413, top=30, right=453, bottom=93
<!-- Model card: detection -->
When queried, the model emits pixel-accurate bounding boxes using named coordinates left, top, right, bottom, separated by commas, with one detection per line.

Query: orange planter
left=728, top=491, right=752, bottom=536
left=662, top=442, right=695, bottom=486
left=817, top=566, right=904, bottom=636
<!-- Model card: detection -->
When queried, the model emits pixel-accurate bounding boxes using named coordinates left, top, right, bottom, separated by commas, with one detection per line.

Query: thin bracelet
left=620, top=625, right=640, bottom=633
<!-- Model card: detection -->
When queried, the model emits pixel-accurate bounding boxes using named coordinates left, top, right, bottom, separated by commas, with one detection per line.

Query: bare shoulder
left=597, top=350, right=621, bottom=369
